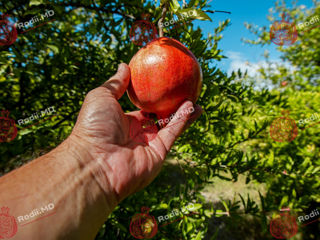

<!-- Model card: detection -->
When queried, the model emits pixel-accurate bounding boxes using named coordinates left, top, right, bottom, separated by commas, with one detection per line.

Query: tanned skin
left=0, top=63, right=202, bottom=240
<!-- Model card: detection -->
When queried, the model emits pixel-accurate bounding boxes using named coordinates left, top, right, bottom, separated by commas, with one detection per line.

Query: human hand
left=70, top=63, right=202, bottom=207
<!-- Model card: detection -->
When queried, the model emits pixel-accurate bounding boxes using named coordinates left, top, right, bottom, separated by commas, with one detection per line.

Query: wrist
left=62, top=134, right=119, bottom=212
left=0, top=134, right=119, bottom=239
left=34, top=135, right=120, bottom=239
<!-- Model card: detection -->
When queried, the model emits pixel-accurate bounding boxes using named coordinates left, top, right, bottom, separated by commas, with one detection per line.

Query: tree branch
left=158, top=3, right=168, bottom=37
left=53, top=2, right=135, bottom=20
left=203, top=10, right=231, bottom=14
left=91, top=0, right=111, bottom=34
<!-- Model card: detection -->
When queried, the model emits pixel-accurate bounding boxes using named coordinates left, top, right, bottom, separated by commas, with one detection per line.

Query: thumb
left=157, top=101, right=202, bottom=154
left=101, top=63, right=131, bottom=100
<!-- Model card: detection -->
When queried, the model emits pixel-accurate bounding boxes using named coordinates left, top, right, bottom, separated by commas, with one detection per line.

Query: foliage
left=0, top=0, right=319, bottom=239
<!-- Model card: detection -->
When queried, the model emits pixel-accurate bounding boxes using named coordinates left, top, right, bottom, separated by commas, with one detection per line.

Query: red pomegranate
left=0, top=207, right=18, bottom=239
left=269, top=212, right=298, bottom=239
left=127, top=37, right=202, bottom=119
left=129, top=207, right=158, bottom=239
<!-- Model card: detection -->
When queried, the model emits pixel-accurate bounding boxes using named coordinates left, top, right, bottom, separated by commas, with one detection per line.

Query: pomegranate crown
left=1, top=206, right=10, bottom=214
left=0, top=110, right=10, bottom=118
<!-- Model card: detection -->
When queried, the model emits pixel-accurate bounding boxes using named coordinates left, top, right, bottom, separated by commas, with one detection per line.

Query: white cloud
left=227, top=51, right=274, bottom=76
left=227, top=51, right=257, bottom=76
left=226, top=51, right=295, bottom=89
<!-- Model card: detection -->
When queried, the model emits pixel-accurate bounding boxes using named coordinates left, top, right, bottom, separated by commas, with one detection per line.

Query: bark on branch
left=158, top=3, right=168, bottom=37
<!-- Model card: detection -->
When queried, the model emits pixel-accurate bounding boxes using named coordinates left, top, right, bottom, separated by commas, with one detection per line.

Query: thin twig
left=92, top=0, right=111, bottom=34
left=182, top=0, right=187, bottom=8
left=204, top=10, right=231, bottom=14
left=158, top=3, right=168, bottom=37
left=53, top=2, right=135, bottom=19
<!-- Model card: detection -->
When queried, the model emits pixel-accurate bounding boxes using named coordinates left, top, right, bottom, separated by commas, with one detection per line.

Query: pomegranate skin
left=127, top=37, right=202, bottom=118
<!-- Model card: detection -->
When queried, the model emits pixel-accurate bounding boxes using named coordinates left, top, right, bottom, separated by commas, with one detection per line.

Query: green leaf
left=209, top=229, right=219, bottom=240
left=186, top=222, right=193, bottom=233
left=195, top=231, right=202, bottom=240
left=259, top=191, right=265, bottom=212
left=311, top=166, right=320, bottom=174
left=267, top=151, right=274, bottom=167
left=204, top=209, right=212, bottom=218
left=292, top=188, right=296, bottom=198
left=116, top=223, right=128, bottom=232
left=191, top=203, right=202, bottom=211
left=18, top=129, right=32, bottom=136
left=159, top=203, right=168, bottom=209
left=280, top=195, right=289, bottom=207
left=177, top=9, right=212, bottom=21
left=188, top=0, right=198, bottom=8
left=29, top=0, right=43, bottom=6
left=221, top=200, right=229, bottom=212
left=169, top=0, right=181, bottom=12
left=160, top=0, right=167, bottom=6
left=47, top=45, right=59, bottom=54
left=214, top=210, right=226, bottom=217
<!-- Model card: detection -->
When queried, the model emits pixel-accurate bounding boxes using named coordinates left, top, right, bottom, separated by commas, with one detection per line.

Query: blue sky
left=194, top=0, right=315, bottom=75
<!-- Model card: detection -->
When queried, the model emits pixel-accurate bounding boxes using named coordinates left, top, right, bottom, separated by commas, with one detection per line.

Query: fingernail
left=117, top=63, right=125, bottom=73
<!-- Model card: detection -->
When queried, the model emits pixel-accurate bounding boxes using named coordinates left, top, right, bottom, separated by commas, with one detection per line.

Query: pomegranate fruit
left=127, top=37, right=202, bottom=119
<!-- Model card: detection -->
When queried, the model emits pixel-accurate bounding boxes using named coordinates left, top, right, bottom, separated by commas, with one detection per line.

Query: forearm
left=0, top=136, right=117, bottom=240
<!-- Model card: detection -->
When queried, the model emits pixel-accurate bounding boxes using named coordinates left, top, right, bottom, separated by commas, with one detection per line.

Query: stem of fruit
left=158, top=2, right=168, bottom=37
